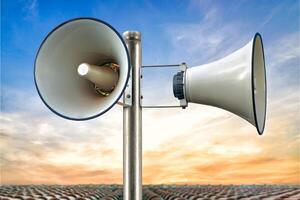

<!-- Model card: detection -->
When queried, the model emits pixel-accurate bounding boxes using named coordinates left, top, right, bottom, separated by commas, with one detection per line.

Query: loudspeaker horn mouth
left=251, top=33, right=267, bottom=135
left=34, top=18, right=130, bottom=120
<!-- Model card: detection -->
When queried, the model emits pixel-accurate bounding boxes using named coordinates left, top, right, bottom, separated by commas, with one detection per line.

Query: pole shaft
left=123, top=31, right=142, bottom=200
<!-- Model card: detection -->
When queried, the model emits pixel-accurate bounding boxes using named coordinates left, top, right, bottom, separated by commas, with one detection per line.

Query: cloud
left=141, top=83, right=299, bottom=184
left=264, top=32, right=300, bottom=115
left=2, top=55, right=299, bottom=185
left=2, top=162, right=121, bottom=184
left=163, top=3, right=256, bottom=69
left=1, top=0, right=299, bottom=185
left=1, top=92, right=124, bottom=184
left=267, top=32, right=300, bottom=69
left=22, top=0, right=39, bottom=21
left=142, top=111, right=300, bottom=184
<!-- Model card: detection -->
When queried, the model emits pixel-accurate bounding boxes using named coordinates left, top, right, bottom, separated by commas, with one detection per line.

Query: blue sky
left=2, top=0, right=298, bottom=98
left=1, top=0, right=299, bottom=184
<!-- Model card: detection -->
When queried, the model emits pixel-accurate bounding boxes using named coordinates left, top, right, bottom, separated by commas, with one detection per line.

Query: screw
left=141, top=95, right=143, bottom=99
left=126, top=94, right=131, bottom=98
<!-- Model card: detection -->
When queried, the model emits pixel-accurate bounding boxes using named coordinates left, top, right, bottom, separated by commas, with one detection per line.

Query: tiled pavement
left=0, top=185, right=299, bottom=200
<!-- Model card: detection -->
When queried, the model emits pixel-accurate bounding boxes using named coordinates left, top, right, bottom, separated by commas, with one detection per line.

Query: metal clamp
left=179, top=63, right=188, bottom=109
left=122, top=67, right=132, bottom=107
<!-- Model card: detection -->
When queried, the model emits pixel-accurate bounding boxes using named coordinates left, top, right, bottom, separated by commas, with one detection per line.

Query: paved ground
left=0, top=185, right=299, bottom=200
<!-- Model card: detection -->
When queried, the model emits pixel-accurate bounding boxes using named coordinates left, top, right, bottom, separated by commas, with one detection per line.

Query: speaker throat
left=93, top=62, right=120, bottom=96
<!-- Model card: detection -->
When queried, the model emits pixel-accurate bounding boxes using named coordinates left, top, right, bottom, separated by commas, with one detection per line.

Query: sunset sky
left=1, top=0, right=299, bottom=185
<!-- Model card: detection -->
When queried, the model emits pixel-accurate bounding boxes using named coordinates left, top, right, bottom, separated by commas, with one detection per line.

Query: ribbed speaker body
left=185, top=33, right=266, bottom=134
left=34, top=18, right=130, bottom=120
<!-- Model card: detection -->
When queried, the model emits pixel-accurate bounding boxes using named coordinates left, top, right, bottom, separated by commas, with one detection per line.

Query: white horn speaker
left=34, top=18, right=130, bottom=120
left=174, top=33, right=266, bottom=134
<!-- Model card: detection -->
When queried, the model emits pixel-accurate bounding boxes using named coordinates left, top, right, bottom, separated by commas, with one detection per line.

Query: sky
left=1, top=0, right=299, bottom=185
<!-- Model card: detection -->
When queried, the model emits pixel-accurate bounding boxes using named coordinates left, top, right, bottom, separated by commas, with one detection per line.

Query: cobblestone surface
left=0, top=185, right=299, bottom=200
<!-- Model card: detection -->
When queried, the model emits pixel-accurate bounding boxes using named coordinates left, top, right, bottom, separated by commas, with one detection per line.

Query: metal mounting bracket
left=122, top=67, right=132, bottom=107
left=140, top=63, right=188, bottom=109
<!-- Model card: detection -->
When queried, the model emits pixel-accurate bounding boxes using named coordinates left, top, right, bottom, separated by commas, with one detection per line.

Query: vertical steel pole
left=123, top=31, right=142, bottom=200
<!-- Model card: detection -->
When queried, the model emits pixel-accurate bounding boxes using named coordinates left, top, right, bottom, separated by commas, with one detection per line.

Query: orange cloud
left=1, top=78, right=299, bottom=185
left=2, top=162, right=122, bottom=185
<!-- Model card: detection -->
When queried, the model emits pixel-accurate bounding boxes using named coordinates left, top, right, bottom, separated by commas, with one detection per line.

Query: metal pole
left=123, top=31, right=142, bottom=200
